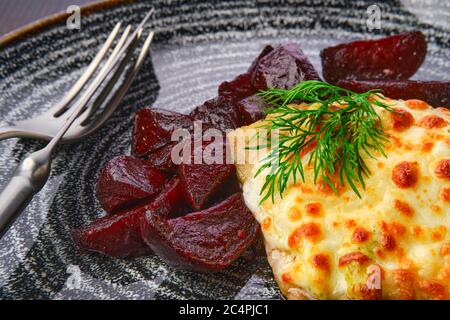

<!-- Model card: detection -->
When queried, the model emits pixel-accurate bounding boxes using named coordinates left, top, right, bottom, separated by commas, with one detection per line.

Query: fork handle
left=0, top=175, right=35, bottom=237
left=0, top=149, right=51, bottom=238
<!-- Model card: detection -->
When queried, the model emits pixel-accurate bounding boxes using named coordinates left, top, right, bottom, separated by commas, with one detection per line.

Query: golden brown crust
left=231, top=99, right=450, bottom=300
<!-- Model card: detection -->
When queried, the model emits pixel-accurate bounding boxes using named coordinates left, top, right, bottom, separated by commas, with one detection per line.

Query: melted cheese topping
left=229, top=97, right=450, bottom=300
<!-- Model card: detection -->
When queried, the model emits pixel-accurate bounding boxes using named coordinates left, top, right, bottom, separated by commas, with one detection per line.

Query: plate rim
left=0, top=0, right=134, bottom=49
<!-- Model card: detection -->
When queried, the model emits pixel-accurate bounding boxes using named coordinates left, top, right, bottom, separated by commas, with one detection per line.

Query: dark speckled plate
left=0, top=0, right=448, bottom=300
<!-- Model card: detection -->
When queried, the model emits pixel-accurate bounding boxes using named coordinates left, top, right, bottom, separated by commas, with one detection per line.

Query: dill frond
left=255, top=80, right=393, bottom=203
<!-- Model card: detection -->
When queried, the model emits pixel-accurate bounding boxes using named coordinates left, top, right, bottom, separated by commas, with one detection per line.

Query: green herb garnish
left=254, top=80, right=393, bottom=204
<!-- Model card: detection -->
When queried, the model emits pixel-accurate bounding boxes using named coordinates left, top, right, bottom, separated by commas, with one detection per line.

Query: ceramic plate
left=0, top=0, right=448, bottom=299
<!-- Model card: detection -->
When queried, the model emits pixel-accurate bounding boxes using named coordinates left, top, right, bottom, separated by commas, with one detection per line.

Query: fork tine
left=70, top=25, right=132, bottom=123
left=0, top=11, right=156, bottom=235
left=69, top=26, right=138, bottom=126
left=78, top=28, right=141, bottom=125
left=54, top=6, right=153, bottom=118
left=52, top=22, right=122, bottom=117
left=109, top=25, right=132, bottom=63
left=72, top=32, right=155, bottom=137
left=112, top=8, right=154, bottom=62
left=50, top=9, right=155, bottom=142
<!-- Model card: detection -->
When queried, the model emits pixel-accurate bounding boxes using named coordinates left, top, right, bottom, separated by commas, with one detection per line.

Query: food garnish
left=254, top=80, right=394, bottom=203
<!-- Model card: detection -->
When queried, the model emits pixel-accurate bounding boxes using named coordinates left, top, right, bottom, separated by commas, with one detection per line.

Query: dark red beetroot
left=218, top=73, right=255, bottom=103
left=218, top=45, right=274, bottom=102
left=179, top=138, right=235, bottom=210
left=132, top=108, right=195, bottom=157
left=145, top=143, right=177, bottom=173
left=194, top=44, right=318, bottom=130
left=73, top=178, right=187, bottom=258
left=208, top=173, right=241, bottom=206
left=190, top=97, right=242, bottom=131
left=247, top=45, right=275, bottom=74
left=96, top=156, right=168, bottom=214
left=251, top=43, right=321, bottom=91
left=337, top=80, right=450, bottom=108
left=237, top=95, right=269, bottom=125
left=140, top=193, right=260, bottom=272
left=321, top=31, right=427, bottom=84
left=190, top=94, right=268, bottom=131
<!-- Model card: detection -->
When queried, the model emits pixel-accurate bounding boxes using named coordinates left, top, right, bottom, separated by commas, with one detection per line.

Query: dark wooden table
left=0, top=0, right=95, bottom=36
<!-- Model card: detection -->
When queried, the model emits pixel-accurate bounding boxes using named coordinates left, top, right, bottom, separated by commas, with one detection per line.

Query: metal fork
left=0, top=11, right=154, bottom=143
left=0, top=9, right=155, bottom=237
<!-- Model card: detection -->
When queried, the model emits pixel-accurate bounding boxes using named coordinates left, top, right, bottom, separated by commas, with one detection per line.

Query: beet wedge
left=218, top=45, right=274, bottom=102
left=218, top=73, right=255, bottom=103
left=193, top=43, right=318, bottom=130
left=251, top=43, right=321, bottom=91
left=247, top=45, right=275, bottom=74
left=337, top=80, right=450, bottom=108
left=321, top=31, right=427, bottom=84
left=144, top=143, right=178, bottom=173
left=140, top=193, right=260, bottom=272
left=190, top=94, right=268, bottom=131
left=179, top=138, right=235, bottom=210
left=73, top=178, right=186, bottom=259
left=237, top=95, right=269, bottom=125
left=190, top=97, right=242, bottom=131
left=132, top=108, right=195, bottom=157
left=96, top=156, right=168, bottom=214
left=208, top=173, right=242, bottom=206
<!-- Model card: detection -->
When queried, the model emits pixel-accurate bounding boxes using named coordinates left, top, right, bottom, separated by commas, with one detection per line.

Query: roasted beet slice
left=199, top=94, right=269, bottom=128
left=73, top=178, right=187, bottom=259
left=190, top=97, right=241, bottom=131
left=218, top=73, right=255, bottom=103
left=321, top=31, right=427, bottom=84
left=73, top=208, right=151, bottom=258
left=96, top=156, right=168, bottom=214
left=132, top=108, right=195, bottom=157
left=179, top=138, right=235, bottom=210
left=140, top=193, right=260, bottom=272
left=237, top=95, right=268, bottom=125
left=144, top=123, right=215, bottom=173
left=251, top=43, right=321, bottom=91
left=337, top=80, right=450, bottom=108
left=247, top=45, right=275, bottom=74
left=208, top=174, right=241, bottom=206
left=194, top=44, right=318, bottom=130
left=144, top=143, right=177, bottom=173
left=218, top=45, right=274, bottom=102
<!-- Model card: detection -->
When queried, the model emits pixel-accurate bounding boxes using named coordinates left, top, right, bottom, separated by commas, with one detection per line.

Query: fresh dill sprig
left=254, top=80, right=393, bottom=204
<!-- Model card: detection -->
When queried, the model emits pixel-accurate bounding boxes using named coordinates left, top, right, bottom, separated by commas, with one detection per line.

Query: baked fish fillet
left=228, top=98, right=450, bottom=300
